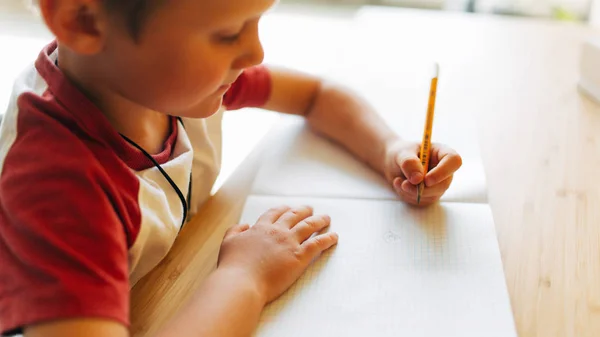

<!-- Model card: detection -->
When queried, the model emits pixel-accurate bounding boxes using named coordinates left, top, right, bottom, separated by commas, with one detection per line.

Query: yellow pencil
left=417, top=63, right=439, bottom=204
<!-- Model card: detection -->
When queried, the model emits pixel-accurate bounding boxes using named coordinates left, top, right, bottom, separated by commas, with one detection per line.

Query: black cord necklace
left=120, top=119, right=192, bottom=229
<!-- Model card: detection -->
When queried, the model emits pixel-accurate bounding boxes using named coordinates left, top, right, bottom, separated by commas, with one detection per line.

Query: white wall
left=591, top=0, right=600, bottom=27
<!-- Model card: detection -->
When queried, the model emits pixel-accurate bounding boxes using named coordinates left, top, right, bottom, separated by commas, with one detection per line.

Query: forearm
left=305, top=82, right=400, bottom=175
left=155, top=268, right=265, bottom=337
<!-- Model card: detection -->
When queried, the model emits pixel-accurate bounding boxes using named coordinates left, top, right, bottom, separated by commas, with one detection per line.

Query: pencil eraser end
left=433, top=63, right=439, bottom=79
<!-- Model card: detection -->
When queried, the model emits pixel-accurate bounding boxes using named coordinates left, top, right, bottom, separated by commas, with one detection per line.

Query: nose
left=248, top=39, right=265, bottom=67
left=233, top=23, right=265, bottom=69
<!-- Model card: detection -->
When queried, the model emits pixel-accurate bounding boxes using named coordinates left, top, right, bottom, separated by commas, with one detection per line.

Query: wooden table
left=131, top=6, right=600, bottom=337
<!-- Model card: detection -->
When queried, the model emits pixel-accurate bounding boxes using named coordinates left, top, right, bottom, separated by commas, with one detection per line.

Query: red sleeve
left=0, top=107, right=134, bottom=334
left=223, top=65, right=272, bottom=110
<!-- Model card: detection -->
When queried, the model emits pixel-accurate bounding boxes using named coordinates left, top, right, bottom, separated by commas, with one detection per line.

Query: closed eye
left=219, top=33, right=241, bottom=44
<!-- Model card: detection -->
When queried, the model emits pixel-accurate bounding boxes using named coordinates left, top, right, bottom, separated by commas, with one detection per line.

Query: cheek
left=145, top=49, right=229, bottom=110
left=104, top=38, right=232, bottom=114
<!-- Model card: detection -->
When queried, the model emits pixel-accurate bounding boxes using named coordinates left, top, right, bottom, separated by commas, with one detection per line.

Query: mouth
left=217, top=83, right=231, bottom=92
left=218, top=73, right=242, bottom=93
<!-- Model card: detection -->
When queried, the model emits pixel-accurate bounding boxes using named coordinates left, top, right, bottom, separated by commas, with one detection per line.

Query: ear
left=39, top=0, right=109, bottom=55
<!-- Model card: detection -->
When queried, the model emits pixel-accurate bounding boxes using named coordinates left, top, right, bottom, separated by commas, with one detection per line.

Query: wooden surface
left=476, top=22, right=600, bottom=337
left=131, top=6, right=600, bottom=337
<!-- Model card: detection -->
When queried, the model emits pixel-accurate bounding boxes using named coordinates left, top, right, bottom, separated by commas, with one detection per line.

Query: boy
left=0, top=0, right=462, bottom=336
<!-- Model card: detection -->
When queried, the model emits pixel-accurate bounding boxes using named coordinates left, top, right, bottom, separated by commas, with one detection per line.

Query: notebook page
left=240, top=195, right=516, bottom=337
left=251, top=118, right=488, bottom=204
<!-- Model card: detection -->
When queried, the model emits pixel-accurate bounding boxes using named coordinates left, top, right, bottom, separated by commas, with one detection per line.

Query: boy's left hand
left=383, top=140, right=463, bottom=206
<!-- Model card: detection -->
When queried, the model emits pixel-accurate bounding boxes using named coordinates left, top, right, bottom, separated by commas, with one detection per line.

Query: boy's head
left=36, top=0, right=274, bottom=118
left=33, top=0, right=164, bottom=38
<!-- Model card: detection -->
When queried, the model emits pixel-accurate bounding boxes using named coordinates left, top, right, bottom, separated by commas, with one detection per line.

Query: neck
left=57, top=46, right=171, bottom=154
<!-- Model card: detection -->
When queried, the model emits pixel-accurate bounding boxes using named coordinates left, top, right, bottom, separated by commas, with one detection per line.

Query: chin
left=181, top=96, right=224, bottom=119
left=202, top=97, right=225, bottom=117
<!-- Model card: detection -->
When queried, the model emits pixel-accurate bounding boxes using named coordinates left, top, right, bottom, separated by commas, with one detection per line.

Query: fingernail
left=324, top=215, right=331, bottom=222
left=410, top=173, right=423, bottom=184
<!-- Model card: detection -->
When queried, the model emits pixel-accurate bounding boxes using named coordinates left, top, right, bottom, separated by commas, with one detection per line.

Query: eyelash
left=219, top=33, right=241, bottom=44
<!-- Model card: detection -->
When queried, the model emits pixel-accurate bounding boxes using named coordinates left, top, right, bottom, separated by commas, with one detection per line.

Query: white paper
left=252, top=117, right=488, bottom=203
left=240, top=195, right=517, bottom=337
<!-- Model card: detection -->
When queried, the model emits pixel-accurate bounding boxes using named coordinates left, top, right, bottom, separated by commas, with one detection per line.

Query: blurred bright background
left=284, top=0, right=595, bottom=20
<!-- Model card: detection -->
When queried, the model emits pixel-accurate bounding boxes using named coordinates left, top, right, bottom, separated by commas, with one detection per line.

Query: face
left=94, top=0, right=275, bottom=118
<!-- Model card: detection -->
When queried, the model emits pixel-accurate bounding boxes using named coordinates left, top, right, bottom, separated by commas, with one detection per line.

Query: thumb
left=223, top=223, right=250, bottom=240
left=395, top=151, right=424, bottom=185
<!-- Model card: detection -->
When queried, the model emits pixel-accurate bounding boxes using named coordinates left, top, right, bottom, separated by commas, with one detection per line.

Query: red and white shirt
left=0, top=41, right=271, bottom=335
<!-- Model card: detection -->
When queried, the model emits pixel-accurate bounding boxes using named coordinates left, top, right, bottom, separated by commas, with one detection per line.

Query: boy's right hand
left=217, top=205, right=338, bottom=304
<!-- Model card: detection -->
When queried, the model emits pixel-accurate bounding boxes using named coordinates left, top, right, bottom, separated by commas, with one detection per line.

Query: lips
left=218, top=73, right=241, bottom=92
left=218, top=83, right=231, bottom=91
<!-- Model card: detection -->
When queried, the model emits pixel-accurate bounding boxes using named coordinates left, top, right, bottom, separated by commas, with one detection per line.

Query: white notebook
left=240, top=117, right=516, bottom=336
left=240, top=196, right=517, bottom=337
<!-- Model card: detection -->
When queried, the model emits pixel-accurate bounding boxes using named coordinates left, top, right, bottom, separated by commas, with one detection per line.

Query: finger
left=292, top=214, right=331, bottom=242
left=299, top=232, right=339, bottom=259
left=394, top=177, right=418, bottom=195
left=223, top=223, right=250, bottom=240
left=393, top=177, right=416, bottom=197
left=395, top=151, right=425, bottom=185
left=425, top=146, right=462, bottom=187
left=257, top=205, right=292, bottom=224
left=408, top=195, right=441, bottom=206
left=275, top=205, right=314, bottom=229
left=393, top=182, right=441, bottom=206
left=397, top=176, right=453, bottom=198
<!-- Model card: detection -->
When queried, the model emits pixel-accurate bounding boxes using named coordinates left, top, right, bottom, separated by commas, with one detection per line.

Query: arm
left=262, top=66, right=462, bottom=206
left=261, top=67, right=399, bottom=175
left=26, top=268, right=265, bottom=337
left=154, top=268, right=264, bottom=337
